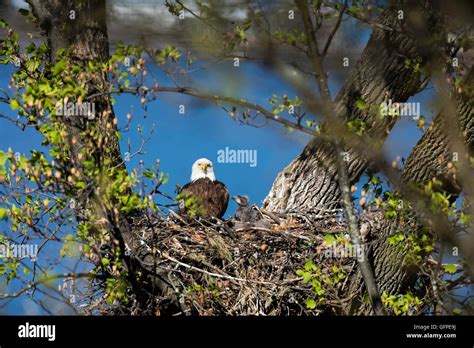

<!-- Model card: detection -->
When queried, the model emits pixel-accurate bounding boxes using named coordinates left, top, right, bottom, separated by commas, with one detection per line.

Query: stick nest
left=121, top=209, right=364, bottom=316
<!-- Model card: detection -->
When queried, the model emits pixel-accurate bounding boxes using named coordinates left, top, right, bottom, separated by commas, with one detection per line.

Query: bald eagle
left=178, top=158, right=229, bottom=219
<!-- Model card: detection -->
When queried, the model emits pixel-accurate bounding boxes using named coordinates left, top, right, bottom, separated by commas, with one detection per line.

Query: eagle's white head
left=191, top=158, right=216, bottom=182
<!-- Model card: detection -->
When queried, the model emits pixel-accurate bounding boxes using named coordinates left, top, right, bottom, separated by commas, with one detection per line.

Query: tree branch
left=87, top=85, right=322, bottom=138
left=0, top=272, right=95, bottom=299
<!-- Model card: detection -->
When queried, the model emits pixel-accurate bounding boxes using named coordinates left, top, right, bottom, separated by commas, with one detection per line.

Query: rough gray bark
left=403, top=70, right=474, bottom=193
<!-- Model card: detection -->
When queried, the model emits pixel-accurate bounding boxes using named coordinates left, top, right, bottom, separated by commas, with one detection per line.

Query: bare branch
left=0, top=272, right=95, bottom=299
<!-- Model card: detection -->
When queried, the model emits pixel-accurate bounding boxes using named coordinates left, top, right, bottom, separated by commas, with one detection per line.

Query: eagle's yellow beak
left=201, top=163, right=208, bottom=173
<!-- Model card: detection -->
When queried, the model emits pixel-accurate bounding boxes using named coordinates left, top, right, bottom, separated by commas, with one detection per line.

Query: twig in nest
left=260, top=208, right=282, bottom=224
left=161, top=252, right=275, bottom=286
left=169, top=210, right=188, bottom=225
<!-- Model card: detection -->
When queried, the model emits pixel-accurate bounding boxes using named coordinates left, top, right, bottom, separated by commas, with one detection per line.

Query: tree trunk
left=403, top=69, right=474, bottom=193
left=27, top=0, right=122, bottom=170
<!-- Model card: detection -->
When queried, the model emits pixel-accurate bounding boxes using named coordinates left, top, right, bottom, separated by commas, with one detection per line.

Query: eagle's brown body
left=179, top=178, right=229, bottom=219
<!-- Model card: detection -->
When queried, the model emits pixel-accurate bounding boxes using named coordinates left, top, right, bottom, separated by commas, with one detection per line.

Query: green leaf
left=324, top=234, right=336, bottom=246
left=305, top=298, right=316, bottom=309
left=304, top=260, right=316, bottom=271
left=355, top=99, right=366, bottom=110
left=51, top=60, right=65, bottom=75
left=10, top=99, right=20, bottom=110
left=444, top=264, right=457, bottom=274
left=19, top=156, right=28, bottom=171
left=0, top=19, right=6, bottom=28
left=143, top=169, right=155, bottom=179
left=25, top=59, right=40, bottom=72
left=0, top=207, right=7, bottom=220
left=0, top=151, right=6, bottom=166
left=302, top=271, right=312, bottom=283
